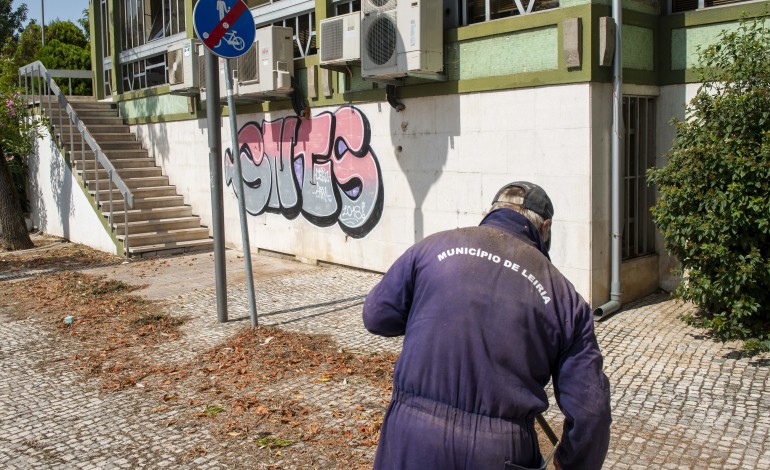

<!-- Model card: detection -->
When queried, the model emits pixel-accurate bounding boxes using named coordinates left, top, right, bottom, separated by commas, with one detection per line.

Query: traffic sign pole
left=224, top=58, right=258, bottom=327
left=194, top=0, right=257, bottom=325
left=204, top=49, right=229, bottom=324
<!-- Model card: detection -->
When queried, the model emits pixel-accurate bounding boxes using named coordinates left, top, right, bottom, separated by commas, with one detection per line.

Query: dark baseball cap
left=492, top=181, right=554, bottom=220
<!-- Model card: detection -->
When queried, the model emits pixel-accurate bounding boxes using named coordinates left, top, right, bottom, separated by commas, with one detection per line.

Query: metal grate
left=197, top=51, right=206, bottom=92
left=320, top=18, right=344, bottom=62
left=237, top=43, right=259, bottom=83
left=622, top=96, right=657, bottom=260
left=363, top=0, right=396, bottom=14
left=365, top=14, right=397, bottom=66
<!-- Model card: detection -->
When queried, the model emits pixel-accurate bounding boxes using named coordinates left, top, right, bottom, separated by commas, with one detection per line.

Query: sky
left=12, top=0, right=91, bottom=28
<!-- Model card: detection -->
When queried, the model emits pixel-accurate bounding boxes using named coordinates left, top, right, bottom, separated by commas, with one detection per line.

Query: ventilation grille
left=237, top=42, right=259, bottom=83
left=320, top=18, right=344, bottom=62
left=363, top=0, right=397, bottom=14
left=365, top=13, right=397, bottom=66
left=197, top=51, right=206, bottom=91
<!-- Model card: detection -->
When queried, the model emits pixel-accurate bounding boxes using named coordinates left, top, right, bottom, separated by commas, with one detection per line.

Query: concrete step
left=120, top=227, right=212, bottom=247
left=56, top=125, right=130, bottom=137
left=127, top=238, right=214, bottom=258
left=81, top=167, right=163, bottom=181
left=47, top=103, right=117, bottom=114
left=76, top=116, right=124, bottom=126
left=61, top=132, right=136, bottom=143
left=87, top=175, right=170, bottom=191
left=102, top=195, right=186, bottom=211
left=105, top=206, right=194, bottom=224
left=114, top=216, right=203, bottom=235
left=69, top=102, right=116, bottom=110
left=74, top=157, right=157, bottom=171
left=93, top=185, right=178, bottom=200
left=70, top=149, right=150, bottom=161
left=72, top=109, right=121, bottom=119
left=63, top=95, right=97, bottom=103
left=67, top=96, right=115, bottom=108
left=67, top=140, right=144, bottom=151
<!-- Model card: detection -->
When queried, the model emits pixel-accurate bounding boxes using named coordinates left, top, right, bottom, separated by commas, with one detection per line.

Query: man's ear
left=540, top=219, right=552, bottom=238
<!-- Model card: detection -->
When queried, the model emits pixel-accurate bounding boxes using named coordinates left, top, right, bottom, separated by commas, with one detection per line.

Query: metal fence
left=18, top=61, right=135, bottom=257
left=622, top=95, right=657, bottom=260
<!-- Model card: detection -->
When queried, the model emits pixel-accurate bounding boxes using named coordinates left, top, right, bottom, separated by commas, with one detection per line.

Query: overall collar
left=479, top=208, right=551, bottom=260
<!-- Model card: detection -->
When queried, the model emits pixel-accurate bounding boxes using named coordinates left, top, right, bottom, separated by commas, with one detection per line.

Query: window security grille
left=622, top=96, right=657, bottom=260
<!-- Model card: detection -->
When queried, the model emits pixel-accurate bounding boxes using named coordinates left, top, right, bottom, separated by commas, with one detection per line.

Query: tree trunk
left=0, top=154, right=33, bottom=250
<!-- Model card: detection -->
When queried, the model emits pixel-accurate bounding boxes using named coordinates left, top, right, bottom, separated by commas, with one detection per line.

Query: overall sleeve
left=362, top=247, right=416, bottom=337
left=552, top=301, right=612, bottom=470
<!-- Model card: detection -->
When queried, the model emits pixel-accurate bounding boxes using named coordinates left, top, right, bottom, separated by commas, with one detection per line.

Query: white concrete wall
left=133, top=84, right=596, bottom=302
left=27, top=126, right=119, bottom=255
left=655, top=83, right=701, bottom=292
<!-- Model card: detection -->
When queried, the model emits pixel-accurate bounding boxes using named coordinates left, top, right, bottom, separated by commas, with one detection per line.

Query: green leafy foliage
left=647, top=16, right=770, bottom=353
left=0, top=0, right=28, bottom=44
left=1, top=87, right=43, bottom=212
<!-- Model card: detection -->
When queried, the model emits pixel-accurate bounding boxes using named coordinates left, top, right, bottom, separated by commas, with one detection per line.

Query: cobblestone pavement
left=1, top=250, right=769, bottom=469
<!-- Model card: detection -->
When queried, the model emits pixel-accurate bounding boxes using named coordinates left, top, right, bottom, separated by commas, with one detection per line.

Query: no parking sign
left=193, top=0, right=255, bottom=59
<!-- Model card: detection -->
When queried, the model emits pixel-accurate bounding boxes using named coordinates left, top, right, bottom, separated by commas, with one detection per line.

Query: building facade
left=84, top=0, right=770, bottom=307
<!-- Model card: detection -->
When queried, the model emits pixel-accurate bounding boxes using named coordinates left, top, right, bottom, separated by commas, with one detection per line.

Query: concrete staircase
left=48, top=96, right=213, bottom=257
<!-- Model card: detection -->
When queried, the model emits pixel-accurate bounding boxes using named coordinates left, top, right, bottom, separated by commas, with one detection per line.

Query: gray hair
left=489, top=186, right=550, bottom=244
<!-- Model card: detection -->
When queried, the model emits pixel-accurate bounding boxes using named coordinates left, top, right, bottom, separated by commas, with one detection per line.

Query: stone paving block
left=2, top=252, right=770, bottom=468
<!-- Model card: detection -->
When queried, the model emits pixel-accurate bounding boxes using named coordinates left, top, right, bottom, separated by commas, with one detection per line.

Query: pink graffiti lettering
left=224, top=106, right=383, bottom=238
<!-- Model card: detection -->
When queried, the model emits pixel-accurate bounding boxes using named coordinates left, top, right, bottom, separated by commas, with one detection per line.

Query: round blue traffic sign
left=193, top=0, right=255, bottom=59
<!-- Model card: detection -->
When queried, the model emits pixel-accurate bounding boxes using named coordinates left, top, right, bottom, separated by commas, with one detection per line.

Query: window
left=98, top=0, right=112, bottom=95
left=462, top=0, right=559, bottom=26
left=670, top=0, right=752, bottom=13
left=118, top=0, right=186, bottom=92
left=622, top=96, right=657, bottom=260
left=122, top=54, right=168, bottom=92
left=334, top=0, right=361, bottom=15
left=252, top=0, right=317, bottom=58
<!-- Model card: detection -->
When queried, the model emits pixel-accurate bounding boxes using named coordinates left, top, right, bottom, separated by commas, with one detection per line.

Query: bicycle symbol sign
left=193, top=0, right=254, bottom=59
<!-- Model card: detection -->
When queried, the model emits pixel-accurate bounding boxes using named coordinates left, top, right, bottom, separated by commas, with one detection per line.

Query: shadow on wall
left=28, top=130, right=71, bottom=237
left=654, top=83, right=689, bottom=293
left=50, top=137, right=72, bottom=238
left=390, top=94, right=461, bottom=242
left=129, top=95, right=172, bottom=167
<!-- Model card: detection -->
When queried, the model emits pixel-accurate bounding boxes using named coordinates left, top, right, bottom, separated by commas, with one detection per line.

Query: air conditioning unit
left=237, top=26, right=294, bottom=99
left=319, top=11, right=361, bottom=67
left=198, top=48, right=239, bottom=104
left=361, top=0, right=443, bottom=80
left=168, top=38, right=201, bottom=95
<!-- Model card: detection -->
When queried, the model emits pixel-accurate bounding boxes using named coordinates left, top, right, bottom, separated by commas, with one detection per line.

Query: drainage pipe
left=594, top=0, right=623, bottom=319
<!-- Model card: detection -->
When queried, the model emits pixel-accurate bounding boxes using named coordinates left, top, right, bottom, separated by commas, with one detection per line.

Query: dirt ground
left=0, top=236, right=560, bottom=468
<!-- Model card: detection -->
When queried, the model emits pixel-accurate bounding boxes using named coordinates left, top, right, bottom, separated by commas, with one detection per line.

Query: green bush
left=1, top=88, right=40, bottom=213
left=647, top=17, right=770, bottom=353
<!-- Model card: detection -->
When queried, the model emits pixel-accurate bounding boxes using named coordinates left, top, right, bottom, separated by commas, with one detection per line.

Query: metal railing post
left=46, top=73, right=51, bottom=116
left=94, top=148, right=100, bottom=206
left=81, top=134, right=85, bottom=175
left=68, top=111, right=74, bottom=155
left=58, top=98, right=63, bottom=143
left=123, top=192, right=130, bottom=258
left=108, top=170, right=114, bottom=227
left=36, top=64, right=41, bottom=108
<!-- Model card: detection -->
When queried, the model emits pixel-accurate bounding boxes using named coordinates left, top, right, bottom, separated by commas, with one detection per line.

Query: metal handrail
left=18, top=61, right=135, bottom=257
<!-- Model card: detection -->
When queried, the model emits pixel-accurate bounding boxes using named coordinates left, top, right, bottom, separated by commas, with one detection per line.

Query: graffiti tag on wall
left=224, top=106, right=384, bottom=238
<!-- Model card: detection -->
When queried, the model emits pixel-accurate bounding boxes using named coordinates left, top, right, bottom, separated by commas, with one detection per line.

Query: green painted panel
left=446, top=26, right=558, bottom=81
left=119, top=94, right=191, bottom=120
left=671, top=22, right=741, bottom=70
left=623, top=25, right=654, bottom=71
left=581, top=0, right=659, bottom=13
